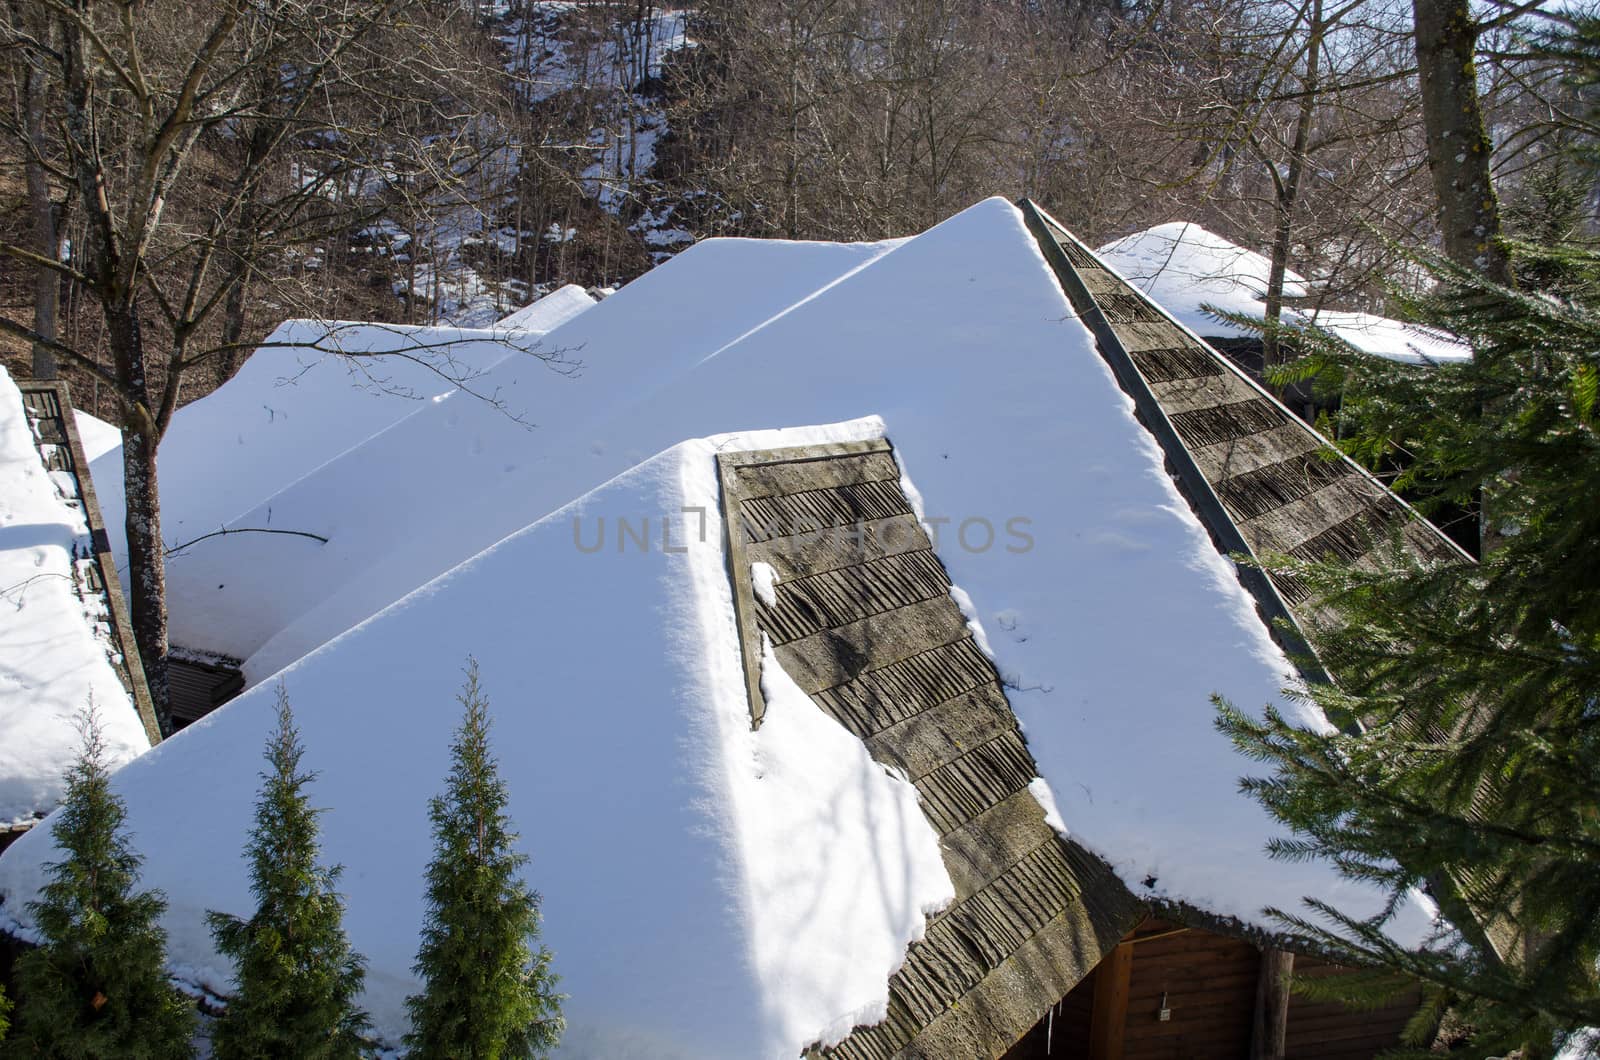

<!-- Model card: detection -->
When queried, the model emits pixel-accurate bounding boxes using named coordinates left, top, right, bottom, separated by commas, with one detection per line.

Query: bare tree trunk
left=1263, top=0, right=1322, bottom=375
left=109, top=308, right=171, bottom=735
left=23, top=53, right=60, bottom=380
left=218, top=270, right=249, bottom=386
left=1413, top=0, right=1514, bottom=286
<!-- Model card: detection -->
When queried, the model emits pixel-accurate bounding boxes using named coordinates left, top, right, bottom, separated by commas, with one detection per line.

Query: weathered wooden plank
left=741, top=478, right=914, bottom=543
left=1089, top=942, right=1135, bottom=1060
left=863, top=684, right=1016, bottom=781
left=759, top=549, right=952, bottom=644
left=773, top=597, right=974, bottom=695
left=1149, top=372, right=1268, bottom=415
left=732, top=448, right=901, bottom=501
left=746, top=513, right=931, bottom=581
left=938, top=791, right=1059, bottom=899
left=816, top=637, right=997, bottom=737
left=1189, top=425, right=1324, bottom=482
left=1167, top=399, right=1285, bottom=449
left=914, top=730, right=1038, bottom=835
left=1238, top=476, right=1383, bottom=557
left=1128, top=345, right=1228, bottom=385
left=1213, top=451, right=1356, bottom=522
left=1109, top=320, right=1195, bottom=353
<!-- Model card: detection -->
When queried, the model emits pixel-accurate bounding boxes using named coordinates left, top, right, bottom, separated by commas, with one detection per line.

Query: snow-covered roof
left=496, top=282, right=598, bottom=330
left=0, top=370, right=150, bottom=829
left=1097, top=222, right=1471, bottom=365
left=1, top=200, right=1434, bottom=1055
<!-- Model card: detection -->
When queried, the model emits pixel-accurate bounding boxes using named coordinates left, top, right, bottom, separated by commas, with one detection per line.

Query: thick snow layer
left=1302, top=308, right=1472, bottom=365
left=0, top=369, right=148, bottom=827
left=0, top=424, right=952, bottom=1057
left=73, top=410, right=122, bottom=462
left=748, top=633, right=952, bottom=1048
left=2, top=199, right=1434, bottom=1052
left=497, top=283, right=597, bottom=331
left=1097, top=222, right=1470, bottom=364
left=138, top=235, right=901, bottom=672
left=92, top=321, right=560, bottom=574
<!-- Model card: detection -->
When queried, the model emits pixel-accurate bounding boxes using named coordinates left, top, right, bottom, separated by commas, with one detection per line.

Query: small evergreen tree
left=1219, top=241, right=1600, bottom=1056
left=12, top=711, right=195, bottom=1058
left=207, top=684, right=370, bottom=1059
left=405, top=660, right=562, bottom=1059
left=0, top=980, right=11, bottom=1041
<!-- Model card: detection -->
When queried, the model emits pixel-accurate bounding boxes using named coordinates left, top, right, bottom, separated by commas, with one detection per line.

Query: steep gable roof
left=1, top=199, right=1446, bottom=1056
left=1021, top=201, right=1469, bottom=669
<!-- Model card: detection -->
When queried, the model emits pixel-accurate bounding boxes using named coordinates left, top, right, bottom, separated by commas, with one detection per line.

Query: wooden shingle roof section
left=1017, top=200, right=1467, bottom=672
left=717, top=441, right=1138, bottom=1060
left=18, top=382, right=161, bottom=745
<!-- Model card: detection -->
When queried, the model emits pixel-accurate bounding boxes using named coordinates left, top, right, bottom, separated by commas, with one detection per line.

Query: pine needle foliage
left=207, top=684, right=371, bottom=1059
left=1217, top=246, right=1600, bottom=1058
left=12, top=711, right=196, bottom=1058
left=0, top=979, right=11, bottom=1041
left=404, top=660, right=562, bottom=1059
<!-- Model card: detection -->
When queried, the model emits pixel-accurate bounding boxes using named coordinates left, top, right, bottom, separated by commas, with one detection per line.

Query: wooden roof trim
left=718, top=439, right=1141, bottom=1059
left=718, top=437, right=895, bottom=728
left=1018, top=199, right=1472, bottom=566
left=19, top=381, right=162, bottom=745
left=1015, top=200, right=1330, bottom=685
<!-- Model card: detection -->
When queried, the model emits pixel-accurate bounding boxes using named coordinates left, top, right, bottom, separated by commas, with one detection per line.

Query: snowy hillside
left=0, top=200, right=1431, bottom=1054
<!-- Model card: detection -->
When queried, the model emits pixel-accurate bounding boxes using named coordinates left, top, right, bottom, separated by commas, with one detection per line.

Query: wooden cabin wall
left=1285, top=956, right=1423, bottom=1059
left=1003, top=919, right=1421, bottom=1059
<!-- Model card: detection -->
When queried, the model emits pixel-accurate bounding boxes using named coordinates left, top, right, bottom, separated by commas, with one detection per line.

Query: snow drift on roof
left=497, top=282, right=597, bottom=330
left=91, top=321, right=557, bottom=562
left=139, top=234, right=902, bottom=673
left=1, top=199, right=1432, bottom=1053
left=1097, top=222, right=1470, bottom=364
left=1097, top=221, right=1309, bottom=336
left=72, top=409, right=121, bottom=463
left=0, top=368, right=147, bottom=827
left=1302, top=308, right=1471, bottom=366
left=2, top=421, right=954, bottom=1057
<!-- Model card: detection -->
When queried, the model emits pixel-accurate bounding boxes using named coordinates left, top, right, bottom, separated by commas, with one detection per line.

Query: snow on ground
left=1097, top=222, right=1470, bottom=364
left=504, top=3, right=693, bottom=219
left=1, top=200, right=1434, bottom=1053
left=0, top=368, right=148, bottom=827
left=498, top=283, right=597, bottom=330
